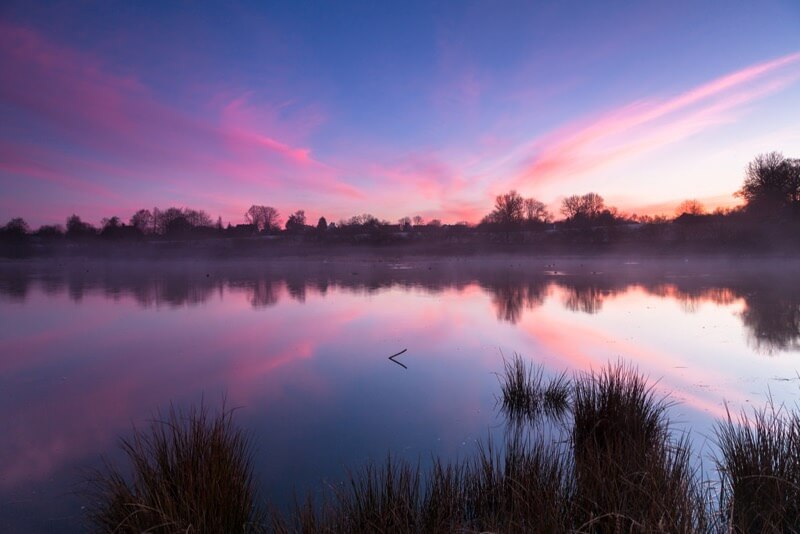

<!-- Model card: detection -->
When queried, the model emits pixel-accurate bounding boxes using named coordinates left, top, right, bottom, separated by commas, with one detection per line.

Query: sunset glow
left=2, top=3, right=799, bottom=226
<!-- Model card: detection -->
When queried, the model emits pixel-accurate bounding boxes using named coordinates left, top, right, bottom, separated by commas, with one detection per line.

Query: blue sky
left=1, top=0, right=799, bottom=226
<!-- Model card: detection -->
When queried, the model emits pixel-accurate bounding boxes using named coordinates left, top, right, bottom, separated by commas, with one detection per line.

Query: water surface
left=1, top=257, right=799, bottom=532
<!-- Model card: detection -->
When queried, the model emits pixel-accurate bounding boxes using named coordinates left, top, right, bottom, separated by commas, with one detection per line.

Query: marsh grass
left=86, top=403, right=264, bottom=533
left=88, top=362, right=800, bottom=533
left=570, top=362, right=706, bottom=532
left=271, top=362, right=705, bottom=533
left=498, top=353, right=571, bottom=424
left=715, top=400, right=800, bottom=532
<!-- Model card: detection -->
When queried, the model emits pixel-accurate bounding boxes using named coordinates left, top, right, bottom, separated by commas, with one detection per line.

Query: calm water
left=2, top=257, right=799, bottom=532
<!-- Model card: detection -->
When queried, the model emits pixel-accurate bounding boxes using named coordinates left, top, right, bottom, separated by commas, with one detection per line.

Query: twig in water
left=389, top=348, right=408, bottom=369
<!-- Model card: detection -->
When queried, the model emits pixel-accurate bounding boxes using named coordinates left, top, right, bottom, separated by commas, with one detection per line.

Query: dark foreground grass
left=571, top=362, right=706, bottom=532
left=715, top=400, right=800, bottom=532
left=87, top=362, right=800, bottom=533
left=86, top=403, right=264, bottom=533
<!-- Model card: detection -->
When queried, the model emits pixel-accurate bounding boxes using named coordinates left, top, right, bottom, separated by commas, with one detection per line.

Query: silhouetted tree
left=101, top=216, right=121, bottom=236
left=245, top=205, right=281, bottom=232
left=316, top=217, right=328, bottom=231
left=101, top=216, right=143, bottom=239
left=130, top=209, right=154, bottom=234
left=398, top=217, right=412, bottom=231
left=182, top=208, right=213, bottom=228
left=412, top=215, right=424, bottom=226
left=1, top=218, right=29, bottom=239
left=489, top=190, right=525, bottom=227
left=561, top=193, right=605, bottom=221
left=36, top=224, right=64, bottom=238
left=285, top=210, right=307, bottom=232
left=738, top=152, right=800, bottom=217
left=344, top=214, right=381, bottom=227
left=155, top=208, right=184, bottom=234
left=427, top=219, right=442, bottom=227
left=674, top=199, right=705, bottom=217
left=66, top=215, right=96, bottom=238
left=165, top=216, right=193, bottom=236
left=523, top=198, right=551, bottom=225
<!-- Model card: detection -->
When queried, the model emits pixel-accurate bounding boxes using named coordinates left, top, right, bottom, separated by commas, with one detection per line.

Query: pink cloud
left=513, top=52, right=800, bottom=189
left=0, top=21, right=364, bottom=225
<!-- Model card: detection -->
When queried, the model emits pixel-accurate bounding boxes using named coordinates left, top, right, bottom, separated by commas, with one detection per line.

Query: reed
left=88, top=362, right=800, bottom=533
left=498, top=353, right=570, bottom=424
left=86, top=403, right=263, bottom=533
left=571, top=362, right=706, bottom=532
left=714, top=400, right=800, bottom=532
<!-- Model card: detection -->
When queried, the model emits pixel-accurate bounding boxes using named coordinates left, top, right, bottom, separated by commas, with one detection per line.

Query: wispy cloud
left=0, top=22, right=363, bottom=223
left=513, top=52, right=800, bottom=189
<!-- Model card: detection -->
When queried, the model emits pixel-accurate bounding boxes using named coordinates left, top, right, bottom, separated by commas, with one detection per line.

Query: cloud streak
left=0, top=22, right=363, bottom=223
left=513, top=52, right=800, bottom=190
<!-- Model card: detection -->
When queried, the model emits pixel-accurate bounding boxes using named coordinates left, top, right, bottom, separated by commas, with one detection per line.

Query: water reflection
left=1, top=258, right=800, bottom=532
left=2, top=260, right=799, bottom=354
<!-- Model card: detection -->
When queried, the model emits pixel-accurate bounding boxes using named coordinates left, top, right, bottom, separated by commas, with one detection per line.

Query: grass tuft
left=571, top=361, right=706, bottom=532
left=715, top=399, right=800, bottom=532
left=87, top=362, right=800, bottom=533
left=86, top=402, right=264, bottom=533
left=498, top=353, right=571, bottom=425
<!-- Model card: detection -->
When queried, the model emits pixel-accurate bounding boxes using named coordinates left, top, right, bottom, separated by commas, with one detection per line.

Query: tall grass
left=86, top=403, right=263, bottom=533
left=87, top=362, right=800, bottom=533
left=271, top=362, right=704, bottom=533
left=571, top=362, right=706, bottom=532
left=498, top=353, right=571, bottom=424
left=715, top=400, right=800, bottom=532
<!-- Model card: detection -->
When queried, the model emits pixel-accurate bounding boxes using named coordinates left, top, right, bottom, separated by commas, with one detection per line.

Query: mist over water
left=1, top=257, right=799, bottom=532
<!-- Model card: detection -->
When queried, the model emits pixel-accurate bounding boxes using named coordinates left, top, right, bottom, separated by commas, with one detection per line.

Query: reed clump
left=273, top=362, right=705, bottom=533
left=87, top=361, right=800, bottom=533
left=571, top=362, right=706, bottom=532
left=715, top=400, right=800, bottom=532
left=86, top=403, right=263, bottom=533
left=498, top=353, right=571, bottom=424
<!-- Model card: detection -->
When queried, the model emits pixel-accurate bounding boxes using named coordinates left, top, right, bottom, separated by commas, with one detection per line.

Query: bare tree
left=155, top=207, right=184, bottom=234
left=182, top=208, right=212, bottom=228
left=674, top=199, right=705, bottom=217
left=523, top=198, right=551, bottom=224
left=739, top=152, right=800, bottom=215
left=490, top=190, right=525, bottom=227
left=245, top=205, right=281, bottom=232
left=561, top=193, right=605, bottom=221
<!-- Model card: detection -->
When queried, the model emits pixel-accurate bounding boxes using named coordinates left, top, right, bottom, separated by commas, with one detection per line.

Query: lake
left=1, top=256, right=799, bottom=532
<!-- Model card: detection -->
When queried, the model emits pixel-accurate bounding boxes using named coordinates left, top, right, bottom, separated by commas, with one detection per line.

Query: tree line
left=1, top=151, right=798, bottom=249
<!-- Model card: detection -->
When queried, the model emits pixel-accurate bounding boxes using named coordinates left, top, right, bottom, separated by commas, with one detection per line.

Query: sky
left=1, top=0, right=799, bottom=228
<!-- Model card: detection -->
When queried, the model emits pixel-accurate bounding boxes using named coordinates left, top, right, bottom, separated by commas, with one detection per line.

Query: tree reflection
left=248, top=280, right=280, bottom=308
left=561, top=285, right=607, bottom=314
left=489, top=280, right=547, bottom=323
left=741, top=290, right=800, bottom=353
left=1, top=261, right=799, bottom=354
